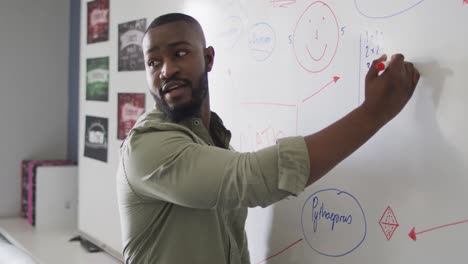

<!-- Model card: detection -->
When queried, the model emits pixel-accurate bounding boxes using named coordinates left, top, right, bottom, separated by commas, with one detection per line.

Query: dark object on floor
left=69, top=235, right=102, bottom=253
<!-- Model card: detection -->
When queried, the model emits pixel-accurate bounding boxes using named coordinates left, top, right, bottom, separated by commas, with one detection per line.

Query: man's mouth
left=162, top=80, right=188, bottom=94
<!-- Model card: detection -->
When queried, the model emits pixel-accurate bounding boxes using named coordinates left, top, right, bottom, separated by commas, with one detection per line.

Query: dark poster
left=86, top=57, right=109, bottom=101
left=118, top=19, right=146, bottom=71
left=117, top=93, right=146, bottom=140
left=87, top=0, right=109, bottom=44
left=84, top=116, right=108, bottom=162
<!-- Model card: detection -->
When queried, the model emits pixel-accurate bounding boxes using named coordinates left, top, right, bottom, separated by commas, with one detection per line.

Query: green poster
left=86, top=57, right=109, bottom=101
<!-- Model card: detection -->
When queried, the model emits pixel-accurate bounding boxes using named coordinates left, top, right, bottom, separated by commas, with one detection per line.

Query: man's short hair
left=145, top=13, right=206, bottom=46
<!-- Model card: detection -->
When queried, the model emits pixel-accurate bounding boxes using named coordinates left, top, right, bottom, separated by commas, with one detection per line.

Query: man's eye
left=176, top=50, right=188, bottom=57
left=148, top=61, right=160, bottom=67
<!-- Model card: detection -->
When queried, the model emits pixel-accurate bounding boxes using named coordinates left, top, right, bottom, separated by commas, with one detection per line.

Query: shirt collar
left=153, top=108, right=232, bottom=149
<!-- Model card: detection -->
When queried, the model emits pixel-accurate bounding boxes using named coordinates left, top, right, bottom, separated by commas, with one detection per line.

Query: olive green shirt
left=116, top=108, right=310, bottom=264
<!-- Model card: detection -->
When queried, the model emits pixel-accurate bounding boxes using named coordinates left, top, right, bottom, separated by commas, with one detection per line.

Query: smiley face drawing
left=293, top=1, right=339, bottom=73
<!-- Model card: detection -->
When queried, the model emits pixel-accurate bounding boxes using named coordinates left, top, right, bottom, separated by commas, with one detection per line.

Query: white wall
left=0, top=0, right=70, bottom=217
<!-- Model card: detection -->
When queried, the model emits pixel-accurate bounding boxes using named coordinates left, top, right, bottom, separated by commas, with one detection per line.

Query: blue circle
left=301, top=188, right=367, bottom=257
left=248, top=22, right=276, bottom=62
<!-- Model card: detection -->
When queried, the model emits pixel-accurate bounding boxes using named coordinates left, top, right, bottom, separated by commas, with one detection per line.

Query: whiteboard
left=79, top=0, right=468, bottom=263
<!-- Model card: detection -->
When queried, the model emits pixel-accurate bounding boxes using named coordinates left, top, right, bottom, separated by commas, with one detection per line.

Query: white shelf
left=0, top=218, right=122, bottom=264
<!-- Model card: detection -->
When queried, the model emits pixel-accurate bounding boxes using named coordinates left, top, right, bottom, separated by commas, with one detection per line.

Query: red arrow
left=255, top=238, right=303, bottom=264
left=302, top=76, right=340, bottom=103
left=409, top=218, right=468, bottom=241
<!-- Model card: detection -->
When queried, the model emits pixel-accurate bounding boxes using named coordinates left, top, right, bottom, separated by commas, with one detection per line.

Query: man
left=117, top=13, right=419, bottom=264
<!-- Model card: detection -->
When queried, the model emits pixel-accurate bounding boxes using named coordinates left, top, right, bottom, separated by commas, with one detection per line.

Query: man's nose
left=160, top=60, right=180, bottom=80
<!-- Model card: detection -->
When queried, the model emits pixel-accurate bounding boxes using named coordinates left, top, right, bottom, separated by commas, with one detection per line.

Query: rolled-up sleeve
left=122, top=130, right=310, bottom=209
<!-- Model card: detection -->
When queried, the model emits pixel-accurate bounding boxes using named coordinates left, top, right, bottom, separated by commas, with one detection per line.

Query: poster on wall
left=118, top=18, right=146, bottom=71
left=86, top=57, right=109, bottom=101
left=87, top=0, right=109, bottom=44
left=117, top=93, right=146, bottom=140
left=84, top=116, right=108, bottom=162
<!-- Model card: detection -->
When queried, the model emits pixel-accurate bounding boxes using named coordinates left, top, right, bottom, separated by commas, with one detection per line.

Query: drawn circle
left=354, top=0, right=425, bottom=19
left=248, top=22, right=276, bottom=61
left=301, top=188, right=366, bottom=257
left=293, top=1, right=339, bottom=73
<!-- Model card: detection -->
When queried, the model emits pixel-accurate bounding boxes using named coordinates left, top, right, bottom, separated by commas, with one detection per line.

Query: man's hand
left=362, top=54, right=420, bottom=127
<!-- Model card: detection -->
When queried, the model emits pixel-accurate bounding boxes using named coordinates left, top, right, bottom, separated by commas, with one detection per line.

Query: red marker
left=376, top=61, right=389, bottom=72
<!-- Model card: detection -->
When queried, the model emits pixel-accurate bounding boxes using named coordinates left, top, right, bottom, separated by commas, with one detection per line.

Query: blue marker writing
left=312, top=196, right=353, bottom=232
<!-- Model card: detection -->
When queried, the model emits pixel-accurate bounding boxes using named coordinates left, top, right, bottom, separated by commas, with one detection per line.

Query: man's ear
left=205, top=46, right=215, bottom=72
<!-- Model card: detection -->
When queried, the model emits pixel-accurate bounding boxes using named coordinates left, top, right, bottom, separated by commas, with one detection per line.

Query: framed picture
left=87, top=0, right=109, bottom=44
left=84, top=116, right=108, bottom=162
left=86, top=57, right=109, bottom=101
left=117, top=93, right=146, bottom=140
left=118, top=18, right=146, bottom=71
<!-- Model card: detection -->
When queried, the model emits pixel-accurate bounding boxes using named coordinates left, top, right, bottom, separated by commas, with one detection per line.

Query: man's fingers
left=382, top=54, right=406, bottom=79
left=413, top=67, right=421, bottom=87
left=388, top=53, right=405, bottom=69
left=366, top=54, right=387, bottom=81
left=404, top=61, right=414, bottom=75
left=403, top=61, right=421, bottom=87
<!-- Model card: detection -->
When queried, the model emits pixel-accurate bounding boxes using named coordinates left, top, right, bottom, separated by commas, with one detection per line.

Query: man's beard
left=153, top=72, right=208, bottom=122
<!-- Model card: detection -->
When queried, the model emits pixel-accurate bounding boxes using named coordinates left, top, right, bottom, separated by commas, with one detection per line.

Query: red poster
left=87, top=0, right=109, bottom=44
left=118, top=93, right=146, bottom=140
